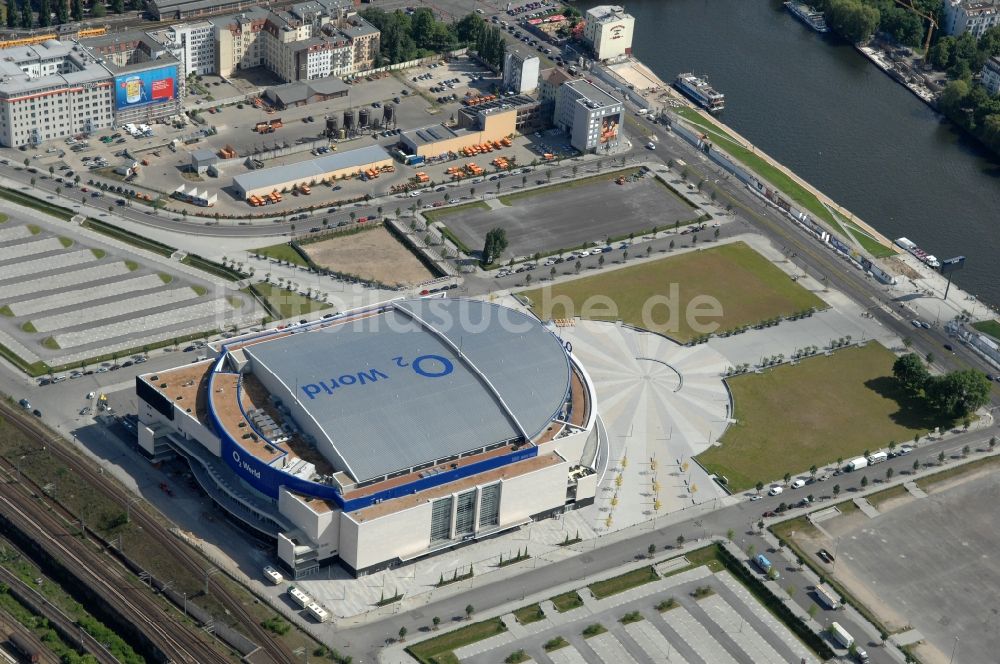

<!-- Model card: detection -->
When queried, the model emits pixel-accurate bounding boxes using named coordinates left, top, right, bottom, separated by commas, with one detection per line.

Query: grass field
left=550, top=591, right=584, bottom=612
left=698, top=343, right=936, bottom=491
left=512, top=604, right=544, bottom=625
left=255, top=242, right=309, bottom=267
left=247, top=282, right=331, bottom=319
left=406, top=617, right=506, bottom=664
left=520, top=242, right=824, bottom=342
left=588, top=566, right=659, bottom=599
left=972, top=319, right=1000, bottom=341
left=422, top=200, right=489, bottom=223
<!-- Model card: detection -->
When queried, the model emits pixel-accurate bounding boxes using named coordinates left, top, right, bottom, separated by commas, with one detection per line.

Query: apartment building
left=943, top=0, right=1000, bottom=37
left=0, top=40, right=115, bottom=147
left=149, top=21, right=217, bottom=76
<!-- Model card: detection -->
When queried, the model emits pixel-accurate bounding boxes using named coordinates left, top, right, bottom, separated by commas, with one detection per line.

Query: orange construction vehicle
left=270, top=191, right=282, bottom=203
left=299, top=184, right=311, bottom=195
left=414, top=172, right=430, bottom=183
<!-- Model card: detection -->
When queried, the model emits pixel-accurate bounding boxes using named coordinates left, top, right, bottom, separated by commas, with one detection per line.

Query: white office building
left=150, top=21, right=217, bottom=76
left=554, top=78, right=623, bottom=152
left=0, top=40, right=115, bottom=147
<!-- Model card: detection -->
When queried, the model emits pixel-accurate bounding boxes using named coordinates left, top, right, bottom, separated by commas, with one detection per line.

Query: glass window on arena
left=454, top=490, right=477, bottom=536
left=430, top=496, right=453, bottom=543
left=479, top=483, right=501, bottom=528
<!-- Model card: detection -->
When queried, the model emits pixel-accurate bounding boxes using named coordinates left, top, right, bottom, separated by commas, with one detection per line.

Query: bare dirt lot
left=302, top=226, right=433, bottom=287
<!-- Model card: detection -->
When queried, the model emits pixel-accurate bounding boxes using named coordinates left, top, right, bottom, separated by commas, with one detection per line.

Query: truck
left=846, top=456, right=868, bottom=472
left=867, top=451, right=888, bottom=465
left=813, top=584, right=840, bottom=610
left=754, top=554, right=777, bottom=577
left=829, top=621, right=854, bottom=649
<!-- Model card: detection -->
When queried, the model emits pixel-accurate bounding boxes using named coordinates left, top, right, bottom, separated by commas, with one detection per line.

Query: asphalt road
left=336, top=429, right=996, bottom=664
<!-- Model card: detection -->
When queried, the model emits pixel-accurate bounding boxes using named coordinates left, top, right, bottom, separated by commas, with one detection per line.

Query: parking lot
left=0, top=207, right=257, bottom=370
left=454, top=566, right=817, bottom=664
left=439, top=169, right=701, bottom=261
left=817, top=470, right=1000, bottom=664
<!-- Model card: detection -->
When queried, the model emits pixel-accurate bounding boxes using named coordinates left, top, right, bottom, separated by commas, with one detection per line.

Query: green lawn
left=255, top=242, right=309, bottom=267
left=422, top=200, right=490, bottom=223
left=588, top=566, right=659, bottom=599
left=676, top=108, right=845, bottom=233
left=972, top=319, right=1000, bottom=342
left=512, top=604, right=544, bottom=625
left=550, top=591, right=584, bottom=613
left=406, top=618, right=507, bottom=664
left=831, top=210, right=895, bottom=258
left=247, top=282, right=331, bottom=319
left=698, top=343, right=938, bottom=491
left=520, top=241, right=824, bottom=342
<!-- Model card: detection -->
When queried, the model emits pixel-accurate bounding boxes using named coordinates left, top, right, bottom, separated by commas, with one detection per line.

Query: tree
left=892, top=353, right=929, bottom=394
left=432, top=616, right=441, bottom=630
left=833, top=484, right=841, bottom=497
left=111, top=0, right=123, bottom=13
left=56, top=0, right=68, bottom=23
left=727, top=528, right=735, bottom=541
left=398, top=626, right=407, bottom=641
left=783, top=472, right=791, bottom=485
left=675, top=534, right=685, bottom=548
left=70, top=0, right=81, bottom=20
left=860, top=476, right=869, bottom=488
left=481, top=227, right=508, bottom=265
left=810, top=465, right=818, bottom=477
left=5, top=0, right=14, bottom=27
left=938, top=450, right=946, bottom=464
left=924, top=370, right=992, bottom=420
left=647, top=543, right=656, bottom=558
left=886, top=467, right=894, bottom=480
left=913, top=458, right=920, bottom=472
left=755, top=481, right=764, bottom=494
left=465, top=604, right=475, bottom=620
left=747, top=544, right=755, bottom=558
left=19, top=0, right=32, bottom=28
left=91, top=1, right=106, bottom=17
left=38, top=0, right=50, bottom=25
left=574, top=260, right=581, bottom=274
left=824, top=0, right=880, bottom=43
left=598, top=254, right=605, bottom=268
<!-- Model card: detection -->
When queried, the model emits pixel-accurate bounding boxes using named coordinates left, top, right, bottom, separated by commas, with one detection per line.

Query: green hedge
left=0, top=187, right=75, bottom=220
left=82, top=218, right=176, bottom=258
left=181, top=253, right=242, bottom=281
left=715, top=544, right=834, bottom=660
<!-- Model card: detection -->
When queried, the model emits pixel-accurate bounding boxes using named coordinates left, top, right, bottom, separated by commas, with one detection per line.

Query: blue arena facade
left=136, top=297, right=602, bottom=577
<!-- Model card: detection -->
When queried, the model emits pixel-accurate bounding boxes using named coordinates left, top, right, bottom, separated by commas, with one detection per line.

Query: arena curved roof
left=241, top=298, right=572, bottom=482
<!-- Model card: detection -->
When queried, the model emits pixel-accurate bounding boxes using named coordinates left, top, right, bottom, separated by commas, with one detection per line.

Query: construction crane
left=894, top=0, right=939, bottom=53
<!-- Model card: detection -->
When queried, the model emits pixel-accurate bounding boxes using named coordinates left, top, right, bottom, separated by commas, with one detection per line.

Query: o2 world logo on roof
left=300, top=354, right=454, bottom=400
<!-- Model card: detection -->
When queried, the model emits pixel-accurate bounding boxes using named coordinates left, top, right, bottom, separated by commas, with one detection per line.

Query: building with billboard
left=231, top=144, right=392, bottom=200
left=554, top=78, right=623, bottom=152
left=84, top=32, right=182, bottom=126
left=135, top=298, right=600, bottom=577
left=583, top=5, right=635, bottom=61
left=0, top=40, right=115, bottom=147
left=503, top=46, right=541, bottom=94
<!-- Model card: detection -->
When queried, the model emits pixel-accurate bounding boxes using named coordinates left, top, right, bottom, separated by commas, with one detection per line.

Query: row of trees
left=929, top=27, right=1000, bottom=155
left=810, top=0, right=939, bottom=46
left=360, top=9, right=500, bottom=66
left=3, top=0, right=127, bottom=28
left=892, top=352, right=992, bottom=421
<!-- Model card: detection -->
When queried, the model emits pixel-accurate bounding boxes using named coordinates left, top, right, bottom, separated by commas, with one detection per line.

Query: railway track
left=0, top=403, right=295, bottom=664
left=0, top=463, right=221, bottom=663
left=0, top=562, right=121, bottom=664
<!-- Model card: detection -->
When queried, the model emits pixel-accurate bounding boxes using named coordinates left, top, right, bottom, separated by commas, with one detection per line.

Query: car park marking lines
left=0, top=249, right=95, bottom=281
left=32, top=288, right=201, bottom=334
left=700, top=594, right=788, bottom=664
left=0, top=236, right=65, bottom=262
left=665, top=607, right=740, bottom=664
left=9, top=273, right=168, bottom=317
left=585, top=632, right=639, bottom=664
left=624, top=620, right=692, bottom=664
left=0, top=262, right=131, bottom=300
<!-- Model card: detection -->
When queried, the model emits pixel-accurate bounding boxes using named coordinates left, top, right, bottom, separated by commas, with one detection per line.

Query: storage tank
left=325, top=116, right=338, bottom=136
left=343, top=109, right=354, bottom=131
left=383, top=104, right=394, bottom=124
left=337, top=128, right=346, bottom=140
left=358, top=108, right=370, bottom=128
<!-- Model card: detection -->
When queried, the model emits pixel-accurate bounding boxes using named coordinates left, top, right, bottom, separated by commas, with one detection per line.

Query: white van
left=263, top=565, right=284, bottom=584
left=790, top=478, right=806, bottom=489
left=768, top=485, right=783, bottom=496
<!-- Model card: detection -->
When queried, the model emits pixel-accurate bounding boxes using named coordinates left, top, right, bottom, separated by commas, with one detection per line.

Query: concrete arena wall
left=498, top=457, right=568, bottom=524
left=340, top=501, right=434, bottom=572
left=278, top=488, right=340, bottom=553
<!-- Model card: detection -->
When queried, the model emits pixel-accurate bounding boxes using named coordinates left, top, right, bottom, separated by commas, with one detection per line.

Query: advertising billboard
left=115, top=65, right=177, bottom=111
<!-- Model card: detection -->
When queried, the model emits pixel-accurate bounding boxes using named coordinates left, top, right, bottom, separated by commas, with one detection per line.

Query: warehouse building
left=135, top=298, right=600, bottom=577
left=231, top=143, right=392, bottom=199
left=583, top=5, right=635, bottom=61
left=400, top=96, right=542, bottom=159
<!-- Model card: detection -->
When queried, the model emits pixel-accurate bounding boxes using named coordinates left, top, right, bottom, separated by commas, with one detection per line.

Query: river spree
left=577, top=0, right=1000, bottom=307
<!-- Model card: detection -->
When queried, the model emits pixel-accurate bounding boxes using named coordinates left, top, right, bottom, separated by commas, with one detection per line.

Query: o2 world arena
left=136, top=298, right=600, bottom=577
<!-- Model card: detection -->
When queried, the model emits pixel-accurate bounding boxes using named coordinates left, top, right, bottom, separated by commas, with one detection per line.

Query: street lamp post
left=949, top=636, right=959, bottom=664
